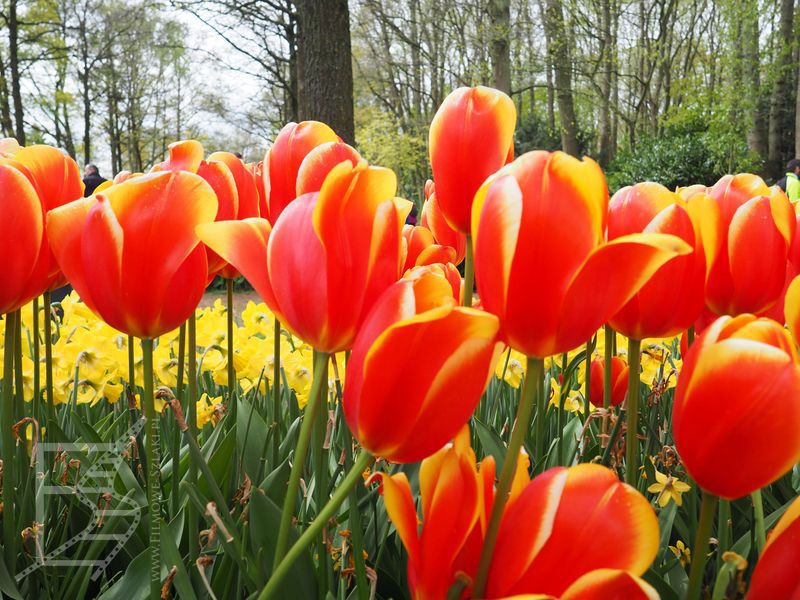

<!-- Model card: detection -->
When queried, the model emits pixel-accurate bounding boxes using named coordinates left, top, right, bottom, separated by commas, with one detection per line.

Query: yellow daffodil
left=669, top=540, right=691, bottom=567
left=647, top=469, right=691, bottom=507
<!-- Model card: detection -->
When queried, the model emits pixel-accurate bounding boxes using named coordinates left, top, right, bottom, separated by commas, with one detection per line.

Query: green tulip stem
left=687, top=491, right=718, bottom=600
left=273, top=350, right=330, bottom=568
left=141, top=337, right=161, bottom=600
left=624, top=337, right=641, bottom=486
left=752, top=488, right=766, bottom=553
left=272, top=317, right=282, bottom=463
left=187, top=314, right=199, bottom=566
left=2, top=311, right=18, bottom=573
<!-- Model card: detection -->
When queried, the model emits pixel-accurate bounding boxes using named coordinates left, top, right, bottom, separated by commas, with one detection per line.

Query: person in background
left=82, top=163, right=107, bottom=196
left=776, top=158, right=800, bottom=202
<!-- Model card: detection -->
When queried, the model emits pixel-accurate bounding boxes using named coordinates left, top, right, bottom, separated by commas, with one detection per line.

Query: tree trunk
left=744, top=0, right=767, bottom=158
left=796, top=58, right=800, bottom=157
left=597, top=0, right=614, bottom=167
left=0, top=53, right=14, bottom=138
left=296, top=0, right=354, bottom=143
left=544, top=0, right=579, bottom=155
left=488, top=0, right=511, bottom=95
left=768, top=0, right=794, bottom=173
left=9, top=0, right=25, bottom=145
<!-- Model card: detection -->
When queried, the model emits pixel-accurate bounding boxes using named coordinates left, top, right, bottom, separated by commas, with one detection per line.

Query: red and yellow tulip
left=46, top=171, right=218, bottom=339
left=198, top=159, right=409, bottom=353
left=155, top=140, right=240, bottom=278
left=702, top=174, right=795, bottom=316
left=589, top=356, right=628, bottom=407
left=344, top=273, right=500, bottom=462
left=1, top=144, right=84, bottom=300
left=472, top=150, right=691, bottom=358
left=0, top=162, right=44, bottom=315
left=374, top=430, right=658, bottom=599
left=673, top=314, right=800, bottom=499
left=420, top=180, right=467, bottom=264
left=263, top=121, right=341, bottom=224
left=607, top=182, right=706, bottom=339
left=401, top=225, right=457, bottom=272
left=429, top=86, right=516, bottom=234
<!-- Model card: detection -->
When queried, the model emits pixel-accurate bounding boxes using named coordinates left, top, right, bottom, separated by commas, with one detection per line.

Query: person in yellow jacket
left=777, top=159, right=800, bottom=201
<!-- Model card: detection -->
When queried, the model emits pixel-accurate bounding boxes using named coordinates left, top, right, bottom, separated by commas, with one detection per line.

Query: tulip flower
left=676, top=314, right=800, bottom=599
left=198, top=159, right=409, bottom=354
left=420, top=180, right=467, bottom=264
left=295, top=141, right=360, bottom=196
left=607, top=182, right=706, bottom=339
left=673, top=314, right=800, bottom=499
left=469, top=150, right=687, bottom=586
left=263, top=120, right=340, bottom=223
left=747, top=495, right=800, bottom=599
left=155, top=140, right=240, bottom=278
left=344, top=272, right=500, bottom=462
left=375, top=430, right=659, bottom=599
left=703, top=174, right=794, bottom=316
left=429, top=86, right=516, bottom=234
left=200, top=159, right=409, bottom=568
left=3, top=144, right=84, bottom=297
left=368, top=427, right=481, bottom=600
left=472, top=151, right=691, bottom=359
left=589, top=356, right=628, bottom=407
left=401, top=225, right=457, bottom=272
left=0, top=163, right=44, bottom=315
left=46, top=170, right=218, bottom=339
left=403, top=262, right=462, bottom=303
left=47, top=169, right=217, bottom=598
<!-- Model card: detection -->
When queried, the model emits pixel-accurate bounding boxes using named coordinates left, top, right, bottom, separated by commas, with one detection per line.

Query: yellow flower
left=669, top=540, right=691, bottom=567
left=647, top=469, right=691, bottom=507
left=495, top=349, right=526, bottom=388
left=197, top=393, right=224, bottom=428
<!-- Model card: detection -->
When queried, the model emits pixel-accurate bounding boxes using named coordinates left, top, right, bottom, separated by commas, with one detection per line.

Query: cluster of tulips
left=2, top=85, right=800, bottom=599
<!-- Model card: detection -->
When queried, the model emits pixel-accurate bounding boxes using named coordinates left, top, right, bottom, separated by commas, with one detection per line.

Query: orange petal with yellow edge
left=0, top=163, right=43, bottom=314
left=552, top=232, right=690, bottom=356
left=296, top=141, right=361, bottom=196
left=161, top=139, right=204, bottom=173
left=560, top=569, right=659, bottom=600
left=493, top=464, right=658, bottom=597
left=196, top=218, right=278, bottom=315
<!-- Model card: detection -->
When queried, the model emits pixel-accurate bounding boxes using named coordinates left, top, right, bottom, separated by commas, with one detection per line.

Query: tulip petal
left=506, top=464, right=659, bottom=597
left=560, top=569, right=659, bottom=600
left=552, top=233, right=690, bottom=355
left=370, top=472, right=421, bottom=568
left=12, top=144, right=84, bottom=209
left=208, top=151, right=261, bottom=218
left=0, top=164, right=43, bottom=314
left=196, top=218, right=277, bottom=313
left=296, top=141, right=361, bottom=196
left=46, top=198, right=94, bottom=307
left=162, top=139, right=204, bottom=173
left=79, top=197, right=127, bottom=333
left=473, top=174, right=523, bottom=329
left=486, top=468, right=569, bottom=597
left=728, top=197, right=791, bottom=314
